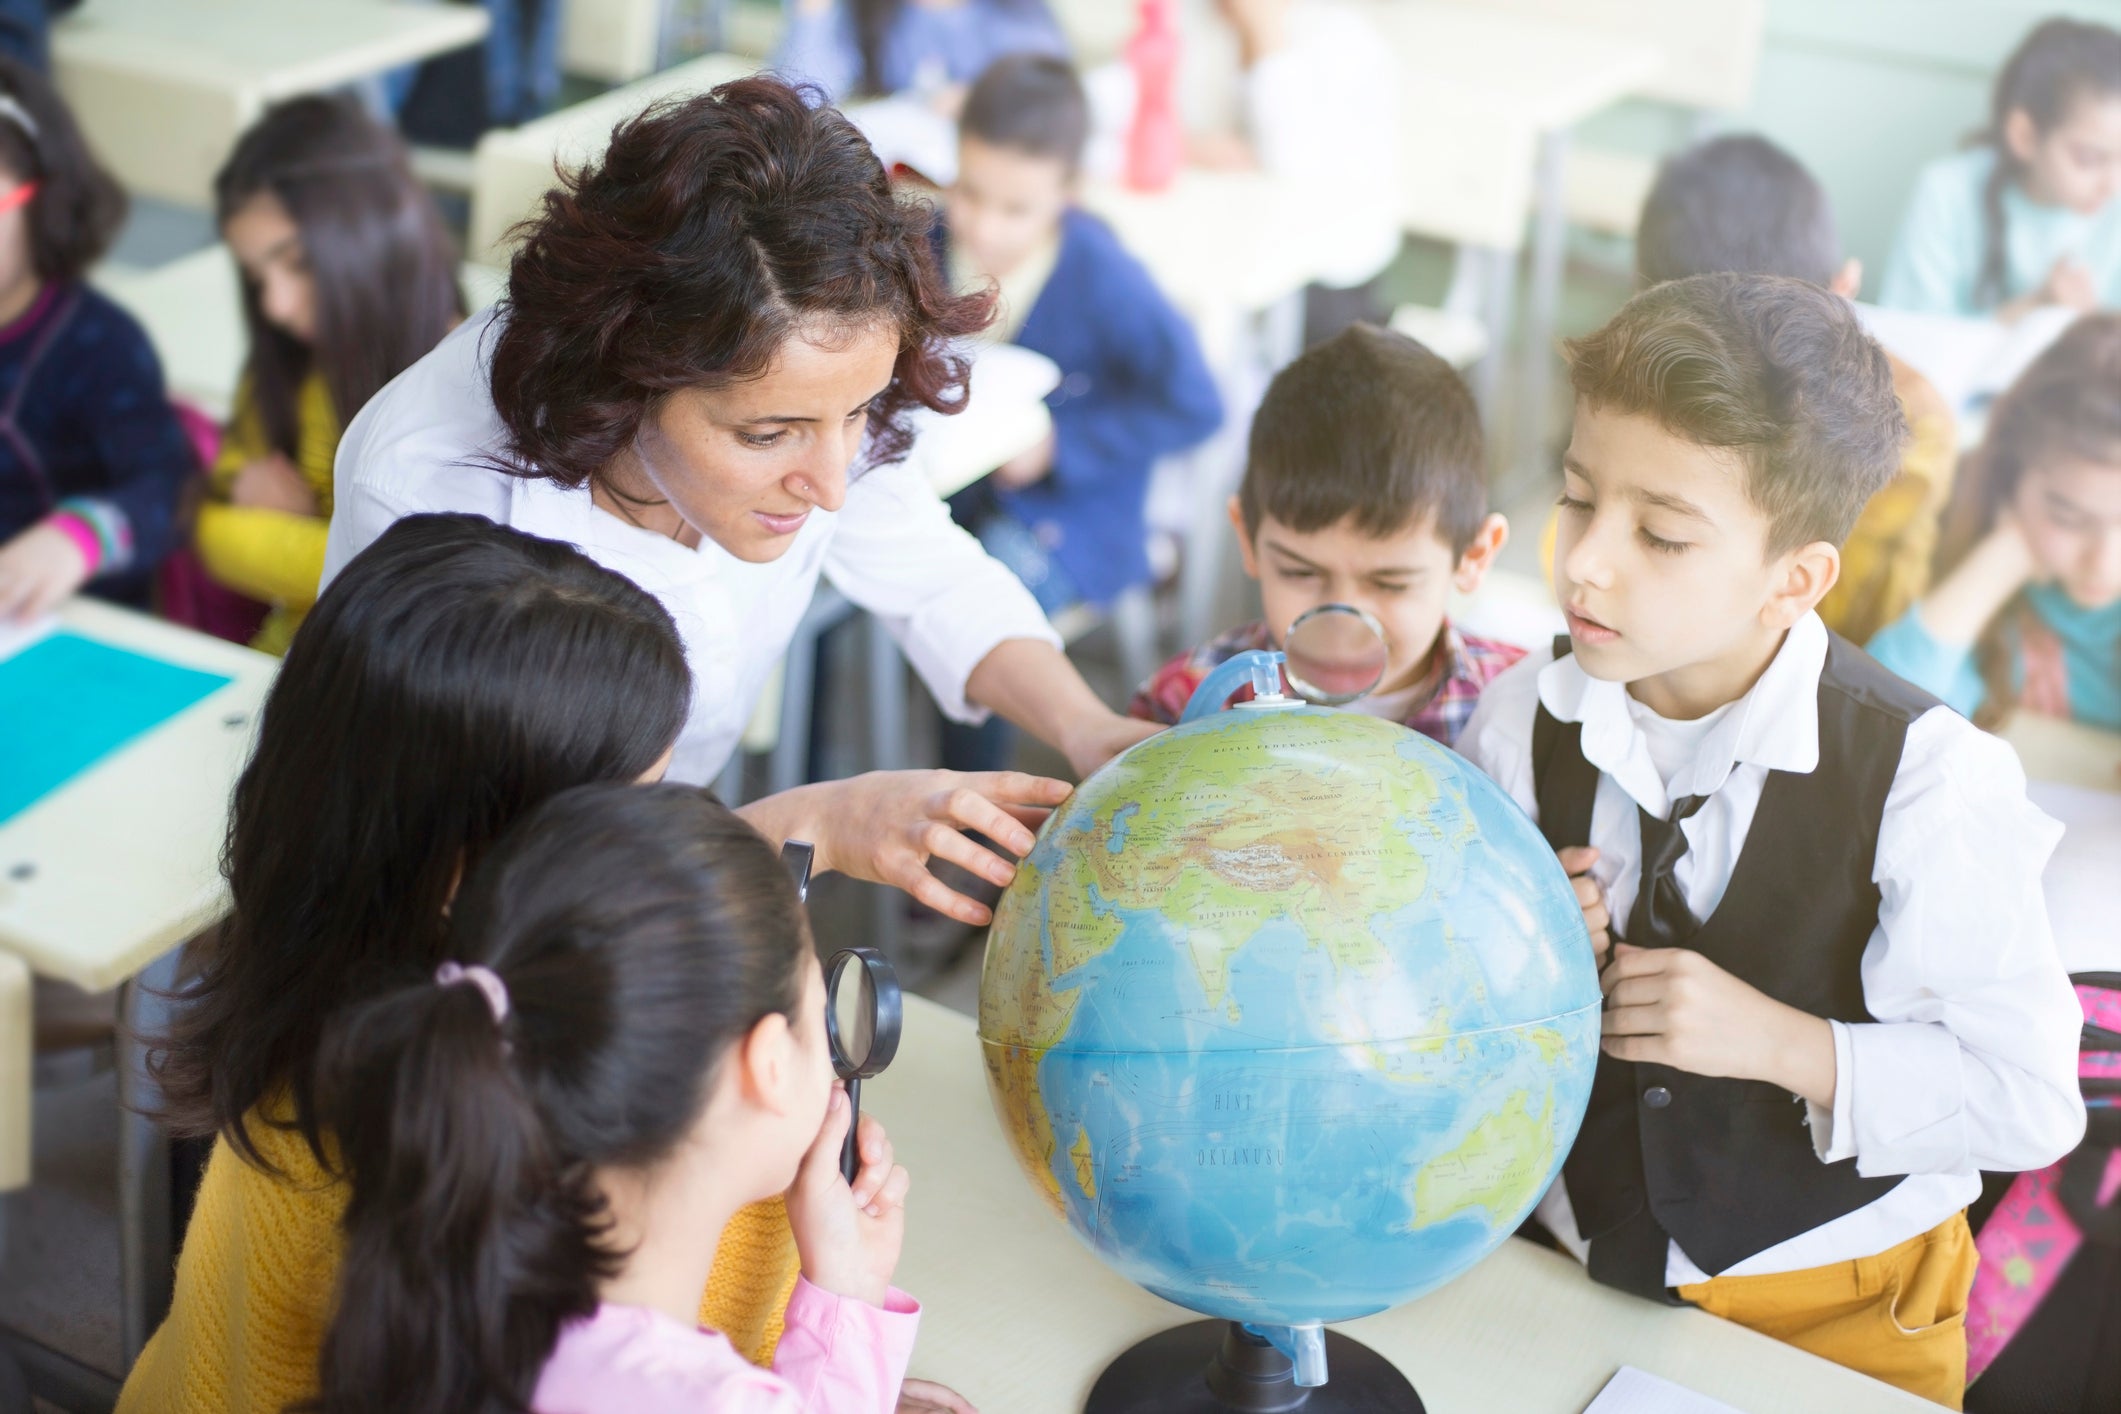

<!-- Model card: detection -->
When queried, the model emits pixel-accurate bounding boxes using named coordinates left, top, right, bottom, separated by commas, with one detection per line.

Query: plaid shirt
left=1127, top=619, right=1526, bottom=749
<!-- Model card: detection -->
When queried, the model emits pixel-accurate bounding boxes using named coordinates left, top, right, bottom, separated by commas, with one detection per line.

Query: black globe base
left=1084, top=1320, right=1424, bottom=1414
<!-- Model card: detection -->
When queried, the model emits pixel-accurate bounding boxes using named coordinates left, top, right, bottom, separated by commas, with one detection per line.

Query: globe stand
left=1084, top=1321, right=1424, bottom=1414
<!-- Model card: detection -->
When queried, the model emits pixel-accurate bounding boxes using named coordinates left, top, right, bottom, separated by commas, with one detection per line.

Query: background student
left=0, top=55, right=194, bottom=621
left=194, top=94, right=463, bottom=654
left=1870, top=314, right=2121, bottom=734
left=940, top=57, right=1220, bottom=623
left=1881, top=16, right=2121, bottom=320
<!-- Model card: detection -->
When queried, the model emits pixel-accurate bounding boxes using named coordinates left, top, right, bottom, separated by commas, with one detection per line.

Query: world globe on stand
left=978, top=687, right=1602, bottom=1410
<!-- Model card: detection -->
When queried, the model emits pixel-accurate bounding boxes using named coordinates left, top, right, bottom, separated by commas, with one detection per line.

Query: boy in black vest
left=1458, top=273, right=2084, bottom=1407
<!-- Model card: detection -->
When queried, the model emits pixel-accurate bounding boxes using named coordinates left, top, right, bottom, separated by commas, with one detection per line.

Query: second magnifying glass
left=781, top=841, right=905, bottom=1185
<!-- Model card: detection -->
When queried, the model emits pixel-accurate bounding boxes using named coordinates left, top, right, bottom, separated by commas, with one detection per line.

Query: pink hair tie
left=435, top=961, right=510, bottom=1026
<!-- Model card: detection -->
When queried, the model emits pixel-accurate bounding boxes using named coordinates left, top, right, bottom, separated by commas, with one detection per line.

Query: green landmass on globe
left=978, top=699, right=1601, bottom=1327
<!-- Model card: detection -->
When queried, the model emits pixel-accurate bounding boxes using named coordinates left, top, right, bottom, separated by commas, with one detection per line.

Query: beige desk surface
left=54, top=0, right=487, bottom=95
left=97, top=248, right=508, bottom=422
left=0, top=599, right=274, bottom=995
left=54, top=0, right=489, bottom=207
left=871, top=995, right=1930, bottom=1414
left=2003, top=713, right=2121, bottom=794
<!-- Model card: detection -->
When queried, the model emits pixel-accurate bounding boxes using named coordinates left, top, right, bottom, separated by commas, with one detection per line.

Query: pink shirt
left=533, top=1278, right=921, bottom=1413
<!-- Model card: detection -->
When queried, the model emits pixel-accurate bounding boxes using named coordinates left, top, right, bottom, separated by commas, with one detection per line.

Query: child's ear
left=1763, top=541, right=1841, bottom=631
left=1829, top=258, right=1863, bottom=301
left=2003, top=108, right=2042, bottom=166
left=735, top=1012, right=798, bottom=1117
left=1228, top=497, right=1262, bottom=580
left=1451, top=513, right=1510, bottom=595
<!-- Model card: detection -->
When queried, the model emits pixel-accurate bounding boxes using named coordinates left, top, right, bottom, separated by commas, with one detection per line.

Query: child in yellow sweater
left=120, top=516, right=795, bottom=1414
left=194, top=94, right=460, bottom=655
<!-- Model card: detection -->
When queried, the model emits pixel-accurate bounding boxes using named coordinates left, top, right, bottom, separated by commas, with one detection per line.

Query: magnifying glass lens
left=1283, top=604, right=1389, bottom=706
left=832, top=963, right=876, bottom=1071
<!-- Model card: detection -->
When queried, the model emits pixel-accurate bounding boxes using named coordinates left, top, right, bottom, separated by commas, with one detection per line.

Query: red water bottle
left=1125, top=0, right=1183, bottom=193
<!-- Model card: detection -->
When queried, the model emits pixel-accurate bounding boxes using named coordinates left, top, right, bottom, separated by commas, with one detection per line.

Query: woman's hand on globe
left=788, top=1089, right=907, bottom=1309
left=740, top=770, right=1073, bottom=925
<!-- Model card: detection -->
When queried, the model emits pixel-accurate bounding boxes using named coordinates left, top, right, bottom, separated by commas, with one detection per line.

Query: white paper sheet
left=1582, top=1366, right=1746, bottom=1414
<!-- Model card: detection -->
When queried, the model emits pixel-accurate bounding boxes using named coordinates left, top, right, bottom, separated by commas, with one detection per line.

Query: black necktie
left=1625, top=794, right=1709, bottom=949
left=1581, top=792, right=1709, bottom=1302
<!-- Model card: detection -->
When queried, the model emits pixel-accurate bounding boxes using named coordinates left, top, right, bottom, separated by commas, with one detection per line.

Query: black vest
left=1532, top=633, right=1941, bottom=1288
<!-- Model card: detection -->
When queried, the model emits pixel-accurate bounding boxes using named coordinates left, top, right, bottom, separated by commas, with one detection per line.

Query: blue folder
left=0, top=631, right=233, bottom=826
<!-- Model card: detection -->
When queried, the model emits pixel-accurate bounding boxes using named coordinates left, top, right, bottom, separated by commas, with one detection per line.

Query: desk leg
left=1515, top=128, right=1573, bottom=495
left=116, top=951, right=182, bottom=1369
left=0, top=952, right=26, bottom=1198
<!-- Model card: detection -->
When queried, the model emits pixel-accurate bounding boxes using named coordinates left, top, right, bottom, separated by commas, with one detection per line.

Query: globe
left=977, top=696, right=1602, bottom=1343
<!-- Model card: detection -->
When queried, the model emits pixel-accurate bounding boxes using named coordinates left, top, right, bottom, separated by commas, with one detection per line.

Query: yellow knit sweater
left=116, top=1113, right=800, bottom=1413
left=193, top=374, right=337, bottom=658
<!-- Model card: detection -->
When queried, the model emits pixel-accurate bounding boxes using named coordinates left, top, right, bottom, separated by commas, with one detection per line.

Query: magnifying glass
left=1282, top=603, right=1389, bottom=705
left=781, top=841, right=905, bottom=1185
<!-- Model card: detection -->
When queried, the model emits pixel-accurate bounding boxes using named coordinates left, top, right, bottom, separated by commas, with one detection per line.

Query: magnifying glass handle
left=840, top=1076, right=863, bottom=1186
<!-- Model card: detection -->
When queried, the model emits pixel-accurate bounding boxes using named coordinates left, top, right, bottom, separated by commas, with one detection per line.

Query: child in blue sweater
left=938, top=53, right=1222, bottom=616
left=1871, top=313, right=2121, bottom=733
left=1881, top=17, right=2121, bottom=320
left=0, top=56, right=193, bottom=620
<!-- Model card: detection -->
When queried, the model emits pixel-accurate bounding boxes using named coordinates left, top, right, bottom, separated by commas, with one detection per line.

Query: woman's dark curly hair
left=487, top=75, right=992, bottom=488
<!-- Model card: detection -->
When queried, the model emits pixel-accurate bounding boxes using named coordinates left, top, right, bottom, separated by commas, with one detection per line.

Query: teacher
left=322, top=76, right=1156, bottom=922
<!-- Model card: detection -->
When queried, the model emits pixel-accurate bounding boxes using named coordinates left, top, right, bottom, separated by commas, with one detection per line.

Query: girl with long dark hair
left=1881, top=16, right=2121, bottom=319
left=775, top=0, right=1064, bottom=103
left=313, top=782, right=918, bottom=1413
left=1870, top=313, right=2121, bottom=734
left=0, top=54, right=194, bottom=619
left=324, top=75, right=1153, bottom=923
left=193, top=94, right=463, bottom=654
left=118, top=514, right=894, bottom=1413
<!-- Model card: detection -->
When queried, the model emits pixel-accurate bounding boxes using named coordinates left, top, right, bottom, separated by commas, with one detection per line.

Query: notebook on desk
left=0, top=618, right=233, bottom=825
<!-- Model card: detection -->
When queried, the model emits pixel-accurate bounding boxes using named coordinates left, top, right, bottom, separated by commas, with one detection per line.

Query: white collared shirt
left=1457, top=613, right=2087, bottom=1284
left=319, top=310, right=1060, bottom=786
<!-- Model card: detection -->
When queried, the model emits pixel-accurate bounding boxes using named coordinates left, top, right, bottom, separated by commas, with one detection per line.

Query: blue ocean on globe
left=979, top=701, right=1601, bottom=1327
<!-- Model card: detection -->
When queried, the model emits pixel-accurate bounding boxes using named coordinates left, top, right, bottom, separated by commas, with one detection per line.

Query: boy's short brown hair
left=1239, top=324, right=1488, bottom=553
left=1566, top=273, right=1905, bottom=554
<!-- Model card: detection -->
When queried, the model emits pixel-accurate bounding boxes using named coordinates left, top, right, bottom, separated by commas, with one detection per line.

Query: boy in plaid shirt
left=1130, top=325, right=1521, bottom=744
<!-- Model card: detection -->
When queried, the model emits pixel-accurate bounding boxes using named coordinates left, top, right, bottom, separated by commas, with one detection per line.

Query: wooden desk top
left=872, top=995, right=1930, bottom=1413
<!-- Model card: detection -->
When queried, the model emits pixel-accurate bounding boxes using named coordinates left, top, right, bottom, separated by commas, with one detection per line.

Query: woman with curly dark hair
left=324, top=75, right=1152, bottom=925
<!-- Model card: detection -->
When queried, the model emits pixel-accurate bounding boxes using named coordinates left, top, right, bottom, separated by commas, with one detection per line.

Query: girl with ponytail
left=315, top=782, right=917, bottom=1414
left=1881, top=16, right=2121, bottom=320
left=1870, top=313, right=2121, bottom=734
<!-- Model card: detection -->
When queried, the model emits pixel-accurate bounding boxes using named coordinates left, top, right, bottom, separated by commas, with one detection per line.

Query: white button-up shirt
left=1458, top=612, right=2087, bottom=1285
left=320, top=310, right=1060, bottom=787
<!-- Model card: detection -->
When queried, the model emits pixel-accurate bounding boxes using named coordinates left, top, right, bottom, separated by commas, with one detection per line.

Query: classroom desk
left=870, top=994, right=1931, bottom=1414
left=2004, top=713, right=2121, bottom=794
left=96, top=248, right=509, bottom=423
left=1372, top=4, right=1660, bottom=488
left=0, top=599, right=274, bottom=1390
left=52, top=0, right=490, bottom=209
